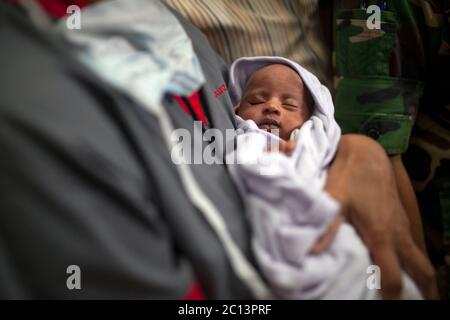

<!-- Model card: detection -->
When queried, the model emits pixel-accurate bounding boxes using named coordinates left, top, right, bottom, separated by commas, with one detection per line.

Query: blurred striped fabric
left=164, top=0, right=331, bottom=87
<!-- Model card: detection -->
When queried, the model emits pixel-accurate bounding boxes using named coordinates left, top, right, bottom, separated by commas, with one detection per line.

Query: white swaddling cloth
left=226, top=56, right=422, bottom=299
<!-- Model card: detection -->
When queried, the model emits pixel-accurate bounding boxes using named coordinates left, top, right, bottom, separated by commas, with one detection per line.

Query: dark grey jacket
left=0, top=2, right=257, bottom=299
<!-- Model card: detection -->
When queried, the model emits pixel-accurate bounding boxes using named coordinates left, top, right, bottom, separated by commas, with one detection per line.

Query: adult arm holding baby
left=273, top=135, right=437, bottom=299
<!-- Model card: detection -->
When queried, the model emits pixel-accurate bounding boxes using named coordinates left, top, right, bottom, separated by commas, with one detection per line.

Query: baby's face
left=237, top=64, right=312, bottom=140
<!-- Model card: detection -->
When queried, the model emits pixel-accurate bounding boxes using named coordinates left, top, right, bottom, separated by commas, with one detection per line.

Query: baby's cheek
left=238, top=106, right=257, bottom=121
left=296, top=111, right=310, bottom=127
left=283, top=118, right=303, bottom=138
left=236, top=107, right=246, bottom=118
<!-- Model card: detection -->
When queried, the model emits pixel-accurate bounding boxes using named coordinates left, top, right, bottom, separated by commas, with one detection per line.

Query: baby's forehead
left=256, top=63, right=297, bottom=73
left=246, top=63, right=303, bottom=85
left=245, top=63, right=304, bottom=89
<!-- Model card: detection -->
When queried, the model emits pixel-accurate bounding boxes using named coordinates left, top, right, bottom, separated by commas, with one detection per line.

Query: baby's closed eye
left=246, top=96, right=266, bottom=105
left=283, top=99, right=301, bottom=109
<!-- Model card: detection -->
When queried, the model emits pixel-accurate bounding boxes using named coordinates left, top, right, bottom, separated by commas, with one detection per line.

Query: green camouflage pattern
left=403, top=112, right=450, bottom=299
left=334, top=0, right=450, bottom=298
left=335, top=76, right=423, bottom=154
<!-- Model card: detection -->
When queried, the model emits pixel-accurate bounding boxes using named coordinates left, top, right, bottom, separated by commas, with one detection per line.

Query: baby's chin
left=258, top=127, right=291, bottom=140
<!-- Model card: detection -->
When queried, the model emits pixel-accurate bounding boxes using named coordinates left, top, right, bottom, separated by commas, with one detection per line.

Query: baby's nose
left=263, top=100, right=281, bottom=114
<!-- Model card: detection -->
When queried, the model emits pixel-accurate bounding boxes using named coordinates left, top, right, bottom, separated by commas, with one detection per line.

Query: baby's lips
left=258, top=123, right=280, bottom=131
left=258, top=118, right=281, bottom=128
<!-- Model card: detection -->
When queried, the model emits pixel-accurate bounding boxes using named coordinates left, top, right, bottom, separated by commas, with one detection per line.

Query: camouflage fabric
left=403, top=113, right=450, bottom=300
left=333, top=0, right=450, bottom=298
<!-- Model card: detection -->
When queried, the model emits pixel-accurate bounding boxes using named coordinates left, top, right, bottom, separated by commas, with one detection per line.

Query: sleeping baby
left=226, top=56, right=422, bottom=300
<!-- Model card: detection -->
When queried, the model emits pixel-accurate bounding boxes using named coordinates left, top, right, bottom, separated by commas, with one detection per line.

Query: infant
left=227, top=56, right=422, bottom=300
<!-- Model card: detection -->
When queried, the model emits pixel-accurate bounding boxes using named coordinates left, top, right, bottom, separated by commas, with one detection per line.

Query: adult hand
left=320, top=135, right=438, bottom=299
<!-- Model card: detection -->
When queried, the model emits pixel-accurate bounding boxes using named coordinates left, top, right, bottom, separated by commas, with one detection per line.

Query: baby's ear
left=234, top=104, right=241, bottom=115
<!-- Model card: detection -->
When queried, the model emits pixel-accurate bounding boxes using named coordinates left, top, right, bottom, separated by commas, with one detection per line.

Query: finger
left=370, top=241, right=403, bottom=300
left=278, top=140, right=295, bottom=155
left=397, top=238, right=439, bottom=299
left=310, top=215, right=343, bottom=255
